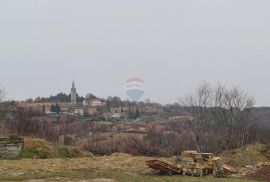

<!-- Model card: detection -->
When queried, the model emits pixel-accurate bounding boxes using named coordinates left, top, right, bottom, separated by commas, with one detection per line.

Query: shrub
left=37, top=148, right=50, bottom=159
left=59, top=147, right=71, bottom=158
left=20, top=148, right=39, bottom=158
left=70, top=147, right=82, bottom=158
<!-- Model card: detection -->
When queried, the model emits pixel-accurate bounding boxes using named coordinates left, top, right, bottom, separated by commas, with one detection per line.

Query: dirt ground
left=0, top=154, right=264, bottom=182
left=248, top=164, right=270, bottom=182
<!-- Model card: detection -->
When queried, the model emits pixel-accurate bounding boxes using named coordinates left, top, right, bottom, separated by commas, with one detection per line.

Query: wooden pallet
left=145, top=160, right=181, bottom=174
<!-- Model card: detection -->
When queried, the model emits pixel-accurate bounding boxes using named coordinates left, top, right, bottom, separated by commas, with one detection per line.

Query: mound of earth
left=220, top=143, right=270, bottom=168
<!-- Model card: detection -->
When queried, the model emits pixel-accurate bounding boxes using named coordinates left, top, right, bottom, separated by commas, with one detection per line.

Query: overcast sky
left=0, top=0, right=270, bottom=106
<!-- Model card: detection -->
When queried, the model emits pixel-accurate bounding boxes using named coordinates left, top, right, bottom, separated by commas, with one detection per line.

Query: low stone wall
left=0, top=136, right=24, bottom=159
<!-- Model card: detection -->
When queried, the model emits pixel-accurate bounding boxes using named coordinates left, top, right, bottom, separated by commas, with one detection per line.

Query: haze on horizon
left=0, top=0, right=270, bottom=106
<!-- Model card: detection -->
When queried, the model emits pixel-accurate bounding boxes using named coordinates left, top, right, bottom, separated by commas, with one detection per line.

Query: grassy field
left=0, top=138, right=267, bottom=181
left=0, top=154, right=263, bottom=182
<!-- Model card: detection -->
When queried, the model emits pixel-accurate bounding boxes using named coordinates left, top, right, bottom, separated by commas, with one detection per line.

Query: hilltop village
left=15, top=81, right=172, bottom=122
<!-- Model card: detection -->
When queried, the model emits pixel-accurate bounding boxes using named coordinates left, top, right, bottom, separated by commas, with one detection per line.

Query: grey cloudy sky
left=0, top=0, right=270, bottom=106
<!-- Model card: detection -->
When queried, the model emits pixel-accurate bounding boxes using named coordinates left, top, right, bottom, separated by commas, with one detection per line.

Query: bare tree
left=180, top=82, right=255, bottom=152
left=0, top=86, right=5, bottom=135
left=180, top=82, right=213, bottom=152
left=0, top=84, right=5, bottom=102
left=11, top=106, right=33, bottom=136
left=211, top=85, right=255, bottom=149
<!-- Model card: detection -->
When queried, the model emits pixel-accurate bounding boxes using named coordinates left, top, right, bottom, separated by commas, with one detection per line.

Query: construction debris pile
left=146, top=151, right=235, bottom=178
left=247, top=162, right=270, bottom=181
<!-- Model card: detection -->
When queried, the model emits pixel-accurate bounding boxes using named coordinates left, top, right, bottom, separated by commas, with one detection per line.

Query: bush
left=37, top=148, right=50, bottom=159
left=20, top=148, right=39, bottom=158
left=70, top=147, right=82, bottom=157
left=59, top=147, right=71, bottom=158
left=20, top=138, right=58, bottom=159
left=19, top=138, right=91, bottom=159
left=20, top=147, right=51, bottom=159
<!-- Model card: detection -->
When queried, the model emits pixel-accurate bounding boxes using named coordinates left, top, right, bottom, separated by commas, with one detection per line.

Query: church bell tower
left=71, top=80, right=77, bottom=105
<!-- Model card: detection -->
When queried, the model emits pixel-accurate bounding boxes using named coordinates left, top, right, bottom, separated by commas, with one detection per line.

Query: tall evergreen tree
left=50, top=104, right=55, bottom=113
left=134, top=106, right=140, bottom=119
left=55, top=103, right=61, bottom=113
left=42, top=104, right=45, bottom=114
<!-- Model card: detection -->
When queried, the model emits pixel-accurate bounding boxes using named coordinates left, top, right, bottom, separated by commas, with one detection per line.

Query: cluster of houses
left=17, top=81, right=138, bottom=120
left=17, top=100, right=134, bottom=120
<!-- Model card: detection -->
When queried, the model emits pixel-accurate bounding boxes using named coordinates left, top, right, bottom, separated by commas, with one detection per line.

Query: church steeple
left=72, top=80, right=75, bottom=89
left=71, top=80, right=77, bottom=105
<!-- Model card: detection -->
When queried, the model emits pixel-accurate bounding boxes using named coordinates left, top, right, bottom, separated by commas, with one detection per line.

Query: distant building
left=112, top=113, right=121, bottom=119
left=83, top=99, right=106, bottom=107
left=74, top=108, right=84, bottom=115
left=71, top=80, right=77, bottom=105
left=111, top=107, right=122, bottom=113
left=58, top=103, right=70, bottom=113
left=122, top=107, right=129, bottom=112
left=82, top=100, right=89, bottom=106
left=17, top=102, right=51, bottom=114
left=84, top=107, right=97, bottom=115
left=16, top=102, right=70, bottom=115
left=91, top=99, right=105, bottom=107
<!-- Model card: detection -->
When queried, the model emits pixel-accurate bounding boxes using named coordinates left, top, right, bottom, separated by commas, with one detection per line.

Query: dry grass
left=220, top=143, right=270, bottom=167
left=0, top=153, right=263, bottom=182
left=20, top=137, right=92, bottom=159
left=22, top=137, right=59, bottom=158
left=0, top=138, right=267, bottom=181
